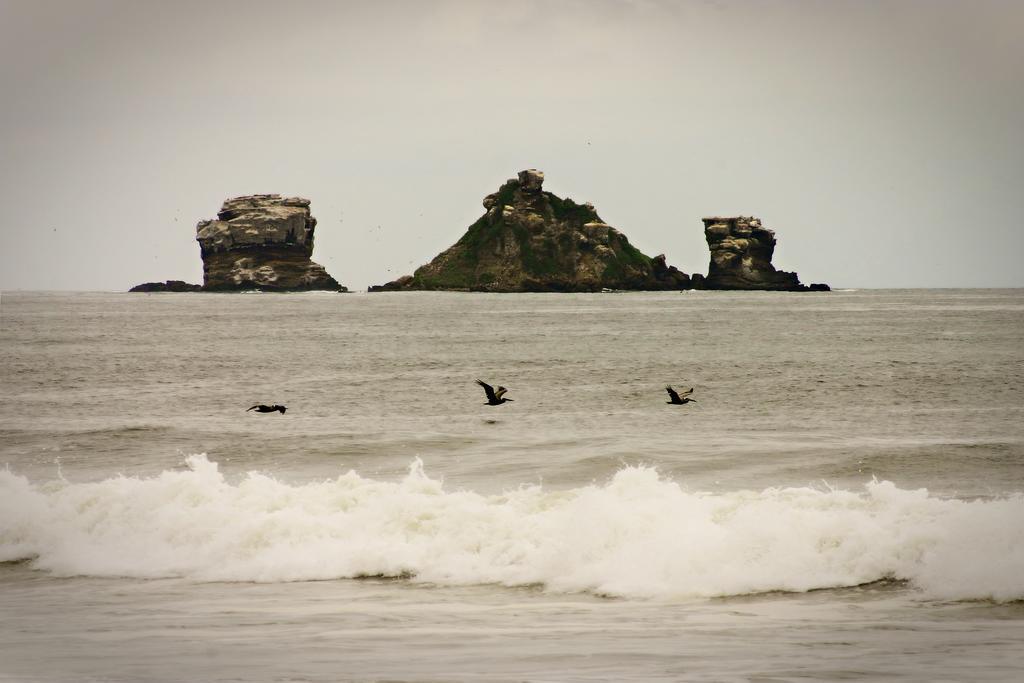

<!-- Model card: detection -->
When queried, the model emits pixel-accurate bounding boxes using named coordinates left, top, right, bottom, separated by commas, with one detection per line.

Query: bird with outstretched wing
left=665, top=386, right=696, bottom=405
left=476, top=379, right=513, bottom=405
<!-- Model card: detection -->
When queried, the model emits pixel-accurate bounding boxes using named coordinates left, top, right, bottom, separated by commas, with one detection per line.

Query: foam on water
left=2, top=455, right=1022, bottom=601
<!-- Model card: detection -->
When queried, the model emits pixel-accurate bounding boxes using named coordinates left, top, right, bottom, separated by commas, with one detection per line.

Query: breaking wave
left=2, top=455, right=1022, bottom=601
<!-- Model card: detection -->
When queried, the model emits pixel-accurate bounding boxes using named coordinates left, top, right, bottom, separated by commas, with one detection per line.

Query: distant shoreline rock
left=370, top=170, right=690, bottom=292
left=701, top=216, right=829, bottom=292
left=196, top=195, right=346, bottom=292
left=129, top=183, right=830, bottom=294
left=131, top=194, right=346, bottom=293
left=129, top=280, right=203, bottom=293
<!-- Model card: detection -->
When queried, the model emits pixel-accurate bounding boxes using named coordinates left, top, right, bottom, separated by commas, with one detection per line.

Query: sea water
left=1, top=289, right=1022, bottom=681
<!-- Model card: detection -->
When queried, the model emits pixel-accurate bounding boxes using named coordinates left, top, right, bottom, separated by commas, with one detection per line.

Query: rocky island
left=196, top=195, right=345, bottom=291
left=129, top=280, right=202, bottom=292
left=700, top=216, right=829, bottom=291
left=131, top=194, right=346, bottom=292
left=370, top=170, right=690, bottom=292
left=130, top=182, right=828, bottom=294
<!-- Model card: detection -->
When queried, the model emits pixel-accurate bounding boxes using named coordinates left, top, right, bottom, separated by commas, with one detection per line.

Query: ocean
left=1, top=289, right=1022, bottom=682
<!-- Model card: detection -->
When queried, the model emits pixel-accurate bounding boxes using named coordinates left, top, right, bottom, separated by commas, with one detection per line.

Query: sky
left=1, top=0, right=1022, bottom=291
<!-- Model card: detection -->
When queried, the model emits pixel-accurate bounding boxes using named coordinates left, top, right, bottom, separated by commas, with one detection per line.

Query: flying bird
left=476, top=380, right=513, bottom=406
left=665, top=386, right=696, bottom=405
left=247, top=404, right=287, bottom=414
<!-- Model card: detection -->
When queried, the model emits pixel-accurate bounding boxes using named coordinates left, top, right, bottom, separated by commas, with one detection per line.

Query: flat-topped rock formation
left=195, top=195, right=346, bottom=292
left=370, top=170, right=690, bottom=292
left=701, top=216, right=829, bottom=291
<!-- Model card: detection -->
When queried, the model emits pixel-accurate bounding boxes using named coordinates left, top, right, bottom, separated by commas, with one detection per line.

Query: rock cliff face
left=370, top=170, right=689, bottom=292
left=702, top=216, right=829, bottom=291
left=195, top=195, right=346, bottom=292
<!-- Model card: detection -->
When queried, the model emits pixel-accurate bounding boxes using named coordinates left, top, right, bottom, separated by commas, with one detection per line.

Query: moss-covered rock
left=370, top=170, right=690, bottom=292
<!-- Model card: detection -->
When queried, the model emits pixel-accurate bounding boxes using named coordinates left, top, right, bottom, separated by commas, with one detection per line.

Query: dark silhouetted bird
left=476, top=380, right=513, bottom=406
left=247, top=404, right=287, bottom=414
left=665, top=386, right=696, bottom=405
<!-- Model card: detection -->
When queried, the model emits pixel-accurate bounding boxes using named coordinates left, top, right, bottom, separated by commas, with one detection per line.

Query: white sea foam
left=2, top=455, right=1022, bottom=601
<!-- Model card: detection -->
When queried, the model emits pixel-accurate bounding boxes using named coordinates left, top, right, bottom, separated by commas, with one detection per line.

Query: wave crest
left=2, top=455, right=1022, bottom=601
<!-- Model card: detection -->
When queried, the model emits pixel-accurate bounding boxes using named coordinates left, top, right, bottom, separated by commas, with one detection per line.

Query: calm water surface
left=2, top=289, right=1023, bottom=681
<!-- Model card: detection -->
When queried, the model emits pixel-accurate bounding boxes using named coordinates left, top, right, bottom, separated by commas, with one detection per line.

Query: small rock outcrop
left=195, top=195, right=346, bottom=292
left=129, top=280, right=202, bottom=292
left=370, top=170, right=689, bottom=292
left=701, top=216, right=829, bottom=291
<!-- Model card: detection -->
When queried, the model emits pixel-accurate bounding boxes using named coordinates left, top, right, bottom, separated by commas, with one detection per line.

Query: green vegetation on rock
left=372, top=169, right=691, bottom=292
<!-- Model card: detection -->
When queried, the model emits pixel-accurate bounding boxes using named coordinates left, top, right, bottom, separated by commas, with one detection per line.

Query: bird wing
left=679, top=387, right=694, bottom=397
left=495, top=386, right=508, bottom=399
left=665, top=386, right=680, bottom=401
left=476, top=379, right=497, bottom=401
left=246, top=405, right=259, bottom=411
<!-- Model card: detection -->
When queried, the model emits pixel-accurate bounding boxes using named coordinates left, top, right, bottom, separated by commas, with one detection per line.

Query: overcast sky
left=1, top=0, right=1021, bottom=290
